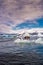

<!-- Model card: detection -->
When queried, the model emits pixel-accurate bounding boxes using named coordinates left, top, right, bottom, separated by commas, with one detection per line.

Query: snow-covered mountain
left=0, top=28, right=43, bottom=39
left=10, top=28, right=43, bottom=34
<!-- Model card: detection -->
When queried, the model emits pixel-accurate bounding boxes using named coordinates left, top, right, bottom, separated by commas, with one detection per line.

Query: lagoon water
left=0, top=40, right=43, bottom=65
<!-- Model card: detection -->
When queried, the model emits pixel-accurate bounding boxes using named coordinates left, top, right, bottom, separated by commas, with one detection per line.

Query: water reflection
left=0, top=41, right=43, bottom=65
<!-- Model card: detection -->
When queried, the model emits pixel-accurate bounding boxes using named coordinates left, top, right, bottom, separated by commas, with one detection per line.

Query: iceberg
left=14, top=32, right=43, bottom=44
left=14, top=33, right=34, bottom=43
left=35, top=38, right=43, bottom=44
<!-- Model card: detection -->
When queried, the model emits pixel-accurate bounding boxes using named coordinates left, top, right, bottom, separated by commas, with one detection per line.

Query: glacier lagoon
left=0, top=39, right=43, bottom=65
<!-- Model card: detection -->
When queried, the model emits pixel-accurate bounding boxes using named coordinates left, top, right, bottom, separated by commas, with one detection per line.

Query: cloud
left=0, top=24, right=12, bottom=33
left=0, top=0, right=43, bottom=23
left=11, top=28, right=43, bottom=34
left=0, top=0, right=43, bottom=33
left=0, top=24, right=43, bottom=34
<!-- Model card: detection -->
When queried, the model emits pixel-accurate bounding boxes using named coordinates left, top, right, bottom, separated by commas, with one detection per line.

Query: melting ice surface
left=0, top=39, right=43, bottom=65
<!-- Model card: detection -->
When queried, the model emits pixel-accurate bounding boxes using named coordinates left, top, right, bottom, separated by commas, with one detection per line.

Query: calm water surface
left=0, top=40, right=43, bottom=65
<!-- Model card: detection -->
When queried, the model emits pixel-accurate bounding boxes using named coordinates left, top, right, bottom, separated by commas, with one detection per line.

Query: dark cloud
left=0, top=0, right=6, bottom=10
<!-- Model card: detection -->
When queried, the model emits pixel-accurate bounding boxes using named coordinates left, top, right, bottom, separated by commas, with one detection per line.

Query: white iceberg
left=35, top=38, right=43, bottom=44
left=14, top=33, right=33, bottom=43
left=14, top=32, right=43, bottom=44
left=14, top=39, right=32, bottom=43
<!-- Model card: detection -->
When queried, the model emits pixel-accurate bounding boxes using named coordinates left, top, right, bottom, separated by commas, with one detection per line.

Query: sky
left=0, top=0, right=43, bottom=33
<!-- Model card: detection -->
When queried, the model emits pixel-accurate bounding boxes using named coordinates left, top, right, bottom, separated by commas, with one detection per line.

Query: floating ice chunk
left=35, top=38, right=43, bottom=44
